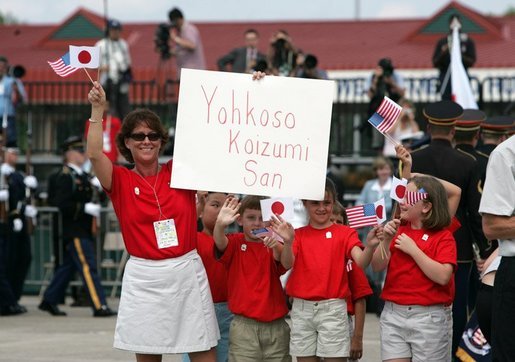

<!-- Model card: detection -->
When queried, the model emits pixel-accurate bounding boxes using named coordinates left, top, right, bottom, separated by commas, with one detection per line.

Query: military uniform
left=477, top=116, right=514, bottom=156
left=410, top=101, right=484, bottom=356
left=39, top=136, right=115, bottom=317
left=3, top=163, right=33, bottom=301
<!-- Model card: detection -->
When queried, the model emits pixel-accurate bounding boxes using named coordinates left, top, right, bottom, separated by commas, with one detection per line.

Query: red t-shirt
left=381, top=223, right=457, bottom=306
left=84, top=115, right=122, bottom=163
left=286, top=224, right=362, bottom=301
left=346, top=260, right=373, bottom=315
left=197, top=231, right=228, bottom=303
left=219, top=233, right=288, bottom=322
left=107, top=160, right=197, bottom=259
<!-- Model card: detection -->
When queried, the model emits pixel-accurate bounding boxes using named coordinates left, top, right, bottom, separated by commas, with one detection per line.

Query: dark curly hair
left=115, top=108, right=169, bottom=163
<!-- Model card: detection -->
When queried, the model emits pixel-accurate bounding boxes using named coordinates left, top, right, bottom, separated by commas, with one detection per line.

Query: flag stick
left=383, top=132, right=399, bottom=146
left=83, top=68, right=95, bottom=85
left=97, top=67, right=100, bottom=82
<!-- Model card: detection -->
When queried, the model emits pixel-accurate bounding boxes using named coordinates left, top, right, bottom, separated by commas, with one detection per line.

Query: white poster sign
left=171, top=69, right=334, bottom=200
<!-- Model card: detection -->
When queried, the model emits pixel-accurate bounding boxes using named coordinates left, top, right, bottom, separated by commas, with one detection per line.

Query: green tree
left=0, top=10, right=19, bottom=25
left=504, top=6, right=515, bottom=16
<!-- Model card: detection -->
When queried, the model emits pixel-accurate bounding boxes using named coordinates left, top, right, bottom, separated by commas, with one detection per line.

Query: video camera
left=154, top=23, right=172, bottom=60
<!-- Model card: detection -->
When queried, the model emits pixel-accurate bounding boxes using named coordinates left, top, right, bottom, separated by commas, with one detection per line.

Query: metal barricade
left=26, top=206, right=126, bottom=297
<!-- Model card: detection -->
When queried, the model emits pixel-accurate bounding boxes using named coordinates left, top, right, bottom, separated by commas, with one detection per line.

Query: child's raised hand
left=384, top=219, right=400, bottom=238
left=269, top=214, right=294, bottom=245
left=216, top=197, right=240, bottom=227
left=394, top=233, right=418, bottom=255
left=262, top=236, right=280, bottom=249
left=395, top=145, right=412, bottom=166
left=366, top=225, right=382, bottom=248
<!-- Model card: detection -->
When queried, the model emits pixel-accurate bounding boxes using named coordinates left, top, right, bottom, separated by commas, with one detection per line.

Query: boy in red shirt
left=214, top=195, right=294, bottom=362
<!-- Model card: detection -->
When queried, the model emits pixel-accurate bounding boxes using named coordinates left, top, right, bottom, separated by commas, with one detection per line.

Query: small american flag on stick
left=346, top=203, right=378, bottom=229
left=47, top=52, right=78, bottom=77
left=368, top=96, right=402, bottom=134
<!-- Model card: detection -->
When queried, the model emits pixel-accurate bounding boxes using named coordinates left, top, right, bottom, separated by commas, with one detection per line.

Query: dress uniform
left=410, top=101, right=486, bottom=356
left=0, top=148, right=38, bottom=301
left=476, top=116, right=514, bottom=156
left=39, top=136, right=115, bottom=317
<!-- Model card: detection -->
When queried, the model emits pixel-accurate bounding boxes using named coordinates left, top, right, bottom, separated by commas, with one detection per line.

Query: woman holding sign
left=86, top=82, right=219, bottom=362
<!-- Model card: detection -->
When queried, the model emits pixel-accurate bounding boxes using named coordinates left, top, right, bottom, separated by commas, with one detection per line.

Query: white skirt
left=113, top=250, right=220, bottom=354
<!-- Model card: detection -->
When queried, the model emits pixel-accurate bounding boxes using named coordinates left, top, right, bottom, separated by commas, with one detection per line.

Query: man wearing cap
left=410, top=100, right=486, bottom=356
left=476, top=116, right=514, bottom=157
left=479, top=131, right=515, bottom=361
left=95, top=19, right=132, bottom=119
left=0, top=56, right=27, bottom=147
left=40, top=136, right=115, bottom=317
left=0, top=147, right=38, bottom=305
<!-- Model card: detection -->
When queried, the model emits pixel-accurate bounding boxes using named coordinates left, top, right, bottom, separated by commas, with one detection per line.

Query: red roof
left=2, top=2, right=515, bottom=83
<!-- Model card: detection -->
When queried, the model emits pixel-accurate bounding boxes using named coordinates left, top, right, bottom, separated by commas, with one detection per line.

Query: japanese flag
left=260, top=197, right=294, bottom=222
left=69, top=46, right=100, bottom=69
left=390, top=176, right=408, bottom=203
left=374, top=198, right=387, bottom=224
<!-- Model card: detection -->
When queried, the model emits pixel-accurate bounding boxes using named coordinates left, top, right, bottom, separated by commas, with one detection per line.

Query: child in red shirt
left=332, top=201, right=373, bottom=362
left=372, top=145, right=460, bottom=361
left=213, top=195, right=295, bottom=362
left=286, top=179, right=381, bottom=360
left=184, top=192, right=231, bottom=362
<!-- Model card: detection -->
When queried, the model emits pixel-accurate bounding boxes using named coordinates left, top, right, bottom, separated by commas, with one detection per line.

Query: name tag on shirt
left=154, top=219, right=179, bottom=249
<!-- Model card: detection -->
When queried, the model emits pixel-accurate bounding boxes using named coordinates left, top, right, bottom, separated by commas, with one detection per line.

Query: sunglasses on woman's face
left=129, top=132, right=160, bottom=142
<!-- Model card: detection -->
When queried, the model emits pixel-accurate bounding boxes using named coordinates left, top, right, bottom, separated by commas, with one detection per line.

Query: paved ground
left=0, top=296, right=381, bottom=361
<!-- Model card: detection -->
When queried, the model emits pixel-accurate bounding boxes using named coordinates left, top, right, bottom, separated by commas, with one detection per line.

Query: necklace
left=135, top=166, right=165, bottom=219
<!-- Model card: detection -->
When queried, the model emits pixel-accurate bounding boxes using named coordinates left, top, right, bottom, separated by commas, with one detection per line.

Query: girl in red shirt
left=372, top=174, right=458, bottom=361
left=285, top=179, right=381, bottom=361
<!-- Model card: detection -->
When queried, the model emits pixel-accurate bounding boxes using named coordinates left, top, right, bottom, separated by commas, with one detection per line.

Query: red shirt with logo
left=107, top=160, right=197, bottom=259
left=381, top=223, right=457, bottom=306
left=197, top=231, right=228, bottom=303
left=286, top=224, right=362, bottom=301
left=219, top=233, right=288, bottom=322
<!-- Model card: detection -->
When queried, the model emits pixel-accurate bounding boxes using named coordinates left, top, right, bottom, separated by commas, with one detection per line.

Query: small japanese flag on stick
left=260, top=197, right=294, bottom=222
left=374, top=198, right=387, bottom=224
left=69, top=46, right=100, bottom=68
left=390, top=176, right=408, bottom=203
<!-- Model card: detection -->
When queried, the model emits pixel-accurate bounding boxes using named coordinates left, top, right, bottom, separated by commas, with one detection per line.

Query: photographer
left=365, top=57, right=405, bottom=151
left=168, top=7, right=206, bottom=76
left=268, top=30, right=298, bottom=76
left=0, top=56, right=26, bottom=147
left=95, top=19, right=131, bottom=119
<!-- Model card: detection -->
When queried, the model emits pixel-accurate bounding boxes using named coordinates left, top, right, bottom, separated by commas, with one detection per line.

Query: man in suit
left=410, top=101, right=487, bottom=357
left=217, top=29, right=267, bottom=74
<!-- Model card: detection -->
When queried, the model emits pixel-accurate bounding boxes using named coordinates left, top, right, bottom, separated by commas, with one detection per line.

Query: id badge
left=153, top=219, right=179, bottom=249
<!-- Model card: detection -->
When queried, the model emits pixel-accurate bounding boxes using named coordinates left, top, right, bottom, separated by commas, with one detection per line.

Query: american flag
left=47, top=52, right=78, bottom=77
left=405, top=191, right=428, bottom=206
left=368, top=96, right=402, bottom=133
left=346, top=203, right=378, bottom=229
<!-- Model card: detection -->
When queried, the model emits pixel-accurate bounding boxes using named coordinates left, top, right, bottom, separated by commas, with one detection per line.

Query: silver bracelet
left=88, top=118, right=103, bottom=123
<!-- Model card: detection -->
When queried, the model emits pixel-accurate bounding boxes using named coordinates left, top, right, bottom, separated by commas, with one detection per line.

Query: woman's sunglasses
left=129, top=132, right=160, bottom=142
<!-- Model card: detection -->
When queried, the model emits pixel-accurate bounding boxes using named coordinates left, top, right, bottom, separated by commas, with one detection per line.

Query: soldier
left=410, top=101, right=488, bottom=357
left=0, top=147, right=38, bottom=303
left=476, top=116, right=514, bottom=157
left=39, top=136, right=115, bottom=317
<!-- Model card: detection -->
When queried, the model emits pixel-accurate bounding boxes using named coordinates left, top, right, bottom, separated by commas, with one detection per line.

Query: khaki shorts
left=290, top=298, right=349, bottom=358
left=380, top=301, right=452, bottom=362
left=228, top=315, right=291, bottom=362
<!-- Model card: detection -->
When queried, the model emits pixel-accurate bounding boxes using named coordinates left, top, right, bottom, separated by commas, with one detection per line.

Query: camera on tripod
left=154, top=23, right=172, bottom=60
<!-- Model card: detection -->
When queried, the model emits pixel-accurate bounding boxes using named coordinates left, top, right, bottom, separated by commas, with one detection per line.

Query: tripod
left=154, top=56, right=175, bottom=102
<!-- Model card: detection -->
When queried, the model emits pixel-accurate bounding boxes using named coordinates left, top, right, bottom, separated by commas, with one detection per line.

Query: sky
left=1, top=0, right=513, bottom=24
